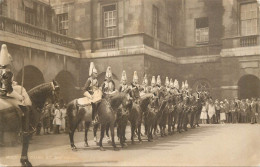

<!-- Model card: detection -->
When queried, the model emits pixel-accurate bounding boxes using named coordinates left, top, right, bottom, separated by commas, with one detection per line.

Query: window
left=152, top=5, right=158, bottom=38
left=167, top=16, right=173, bottom=45
left=195, top=17, right=209, bottom=44
left=103, top=4, right=117, bottom=37
left=57, top=13, right=68, bottom=35
left=240, top=3, right=258, bottom=36
left=25, top=7, right=36, bottom=25
left=0, top=0, right=7, bottom=16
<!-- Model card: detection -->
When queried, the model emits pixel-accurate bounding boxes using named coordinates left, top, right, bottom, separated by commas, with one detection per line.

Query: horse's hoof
left=123, top=143, right=128, bottom=147
left=139, top=141, right=142, bottom=144
left=148, top=139, right=153, bottom=142
left=131, top=141, right=135, bottom=145
left=71, top=145, right=77, bottom=151
left=100, top=147, right=106, bottom=151
left=20, top=159, right=32, bottom=167
left=84, top=143, right=89, bottom=147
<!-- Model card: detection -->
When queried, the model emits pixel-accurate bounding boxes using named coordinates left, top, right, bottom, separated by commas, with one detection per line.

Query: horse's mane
left=28, top=82, right=54, bottom=109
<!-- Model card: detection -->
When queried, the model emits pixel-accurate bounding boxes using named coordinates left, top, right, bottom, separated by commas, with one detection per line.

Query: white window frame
left=240, top=2, right=258, bottom=36
left=103, top=4, right=117, bottom=38
left=195, top=17, right=209, bottom=44
left=57, top=13, right=69, bottom=35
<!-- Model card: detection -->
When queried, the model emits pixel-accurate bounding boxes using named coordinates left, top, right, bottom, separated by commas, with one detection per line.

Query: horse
left=143, top=93, right=158, bottom=142
left=152, top=87, right=168, bottom=136
left=0, top=81, right=60, bottom=167
left=172, top=94, right=185, bottom=133
left=117, top=87, right=140, bottom=146
left=67, top=89, right=133, bottom=151
left=158, top=91, right=172, bottom=137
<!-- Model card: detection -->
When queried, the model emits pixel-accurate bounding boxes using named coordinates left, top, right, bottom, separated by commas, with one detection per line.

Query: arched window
left=193, top=79, right=211, bottom=92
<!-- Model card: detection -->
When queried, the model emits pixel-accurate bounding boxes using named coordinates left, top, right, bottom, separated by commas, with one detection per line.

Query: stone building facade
left=0, top=0, right=260, bottom=101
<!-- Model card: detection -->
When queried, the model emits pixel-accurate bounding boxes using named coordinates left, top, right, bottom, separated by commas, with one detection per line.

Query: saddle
left=0, top=97, right=24, bottom=118
left=77, top=89, right=102, bottom=107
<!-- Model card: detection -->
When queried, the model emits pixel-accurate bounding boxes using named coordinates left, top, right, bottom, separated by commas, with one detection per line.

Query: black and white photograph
left=0, top=0, right=260, bottom=166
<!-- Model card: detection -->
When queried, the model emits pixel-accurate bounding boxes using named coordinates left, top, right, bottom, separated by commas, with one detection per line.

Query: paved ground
left=0, top=124, right=260, bottom=166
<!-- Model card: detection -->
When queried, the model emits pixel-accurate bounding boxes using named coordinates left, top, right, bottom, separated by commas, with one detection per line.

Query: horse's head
left=130, top=86, right=140, bottom=100
left=50, top=80, right=60, bottom=104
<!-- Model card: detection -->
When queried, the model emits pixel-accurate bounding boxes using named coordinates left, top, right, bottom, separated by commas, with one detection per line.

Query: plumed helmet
left=133, top=71, right=138, bottom=83
left=165, top=77, right=169, bottom=87
left=89, top=62, right=97, bottom=76
left=157, top=75, right=161, bottom=86
left=184, top=80, right=189, bottom=89
left=0, top=44, right=13, bottom=68
left=181, top=81, right=185, bottom=90
left=169, top=78, right=174, bottom=88
left=174, top=79, right=179, bottom=89
left=105, top=66, right=112, bottom=79
left=121, top=70, right=127, bottom=82
left=151, top=76, right=156, bottom=85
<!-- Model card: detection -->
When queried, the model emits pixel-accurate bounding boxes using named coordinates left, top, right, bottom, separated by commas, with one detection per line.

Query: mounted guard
left=140, top=74, right=149, bottom=96
left=130, top=71, right=140, bottom=90
left=119, top=70, right=128, bottom=93
left=77, top=62, right=102, bottom=123
left=102, top=66, right=117, bottom=96
left=0, top=44, right=33, bottom=133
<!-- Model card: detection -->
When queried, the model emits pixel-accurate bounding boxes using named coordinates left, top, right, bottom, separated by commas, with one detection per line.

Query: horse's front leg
left=130, top=123, right=136, bottom=144
left=69, top=130, right=77, bottom=150
left=99, top=124, right=106, bottom=151
left=20, top=134, right=32, bottom=167
left=137, top=122, right=142, bottom=143
left=110, top=123, right=119, bottom=151
left=84, top=121, right=90, bottom=147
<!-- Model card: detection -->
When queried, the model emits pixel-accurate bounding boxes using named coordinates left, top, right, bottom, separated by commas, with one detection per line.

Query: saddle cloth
left=78, top=89, right=102, bottom=106
left=0, top=97, right=22, bottom=116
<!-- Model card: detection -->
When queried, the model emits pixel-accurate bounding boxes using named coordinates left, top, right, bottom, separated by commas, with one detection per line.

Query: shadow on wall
left=238, top=75, right=260, bottom=99
left=16, top=65, right=45, bottom=91
left=55, top=71, right=81, bottom=103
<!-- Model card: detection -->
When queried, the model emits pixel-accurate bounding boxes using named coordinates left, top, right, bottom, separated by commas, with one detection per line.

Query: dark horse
left=0, top=81, right=60, bottom=167
left=67, top=89, right=134, bottom=151
left=117, top=87, right=140, bottom=146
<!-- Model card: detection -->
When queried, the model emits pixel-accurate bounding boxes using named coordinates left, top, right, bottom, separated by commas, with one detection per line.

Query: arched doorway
left=16, top=65, right=45, bottom=91
left=238, top=75, right=260, bottom=99
left=55, top=71, right=79, bottom=103
left=97, top=72, right=119, bottom=89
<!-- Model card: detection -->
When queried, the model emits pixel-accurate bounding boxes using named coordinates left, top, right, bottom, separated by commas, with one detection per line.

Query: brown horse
left=117, top=87, right=140, bottom=146
left=0, top=81, right=60, bottom=167
left=67, top=89, right=133, bottom=151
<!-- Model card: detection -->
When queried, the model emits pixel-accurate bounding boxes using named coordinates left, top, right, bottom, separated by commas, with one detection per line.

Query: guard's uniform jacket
left=102, top=79, right=116, bottom=95
left=83, top=77, right=99, bottom=95
left=119, top=83, right=128, bottom=93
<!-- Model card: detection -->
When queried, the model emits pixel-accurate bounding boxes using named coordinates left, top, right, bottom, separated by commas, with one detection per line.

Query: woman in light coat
left=53, top=104, right=62, bottom=134
left=200, top=101, right=208, bottom=124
